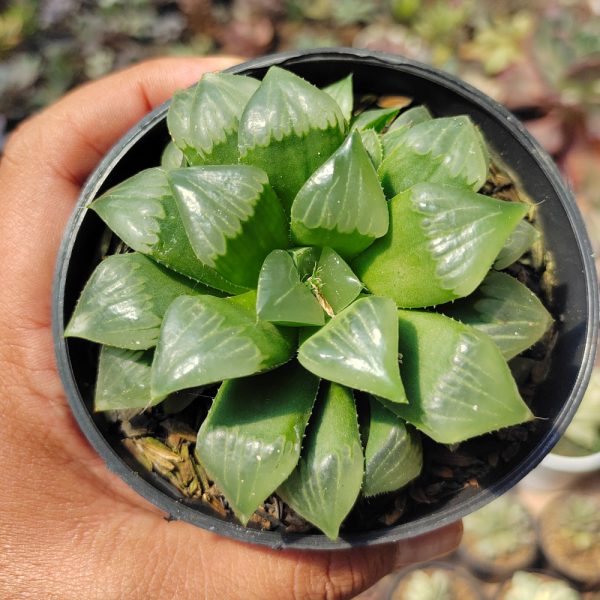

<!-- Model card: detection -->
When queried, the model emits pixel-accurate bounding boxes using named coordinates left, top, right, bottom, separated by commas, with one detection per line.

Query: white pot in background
left=520, top=450, right=600, bottom=490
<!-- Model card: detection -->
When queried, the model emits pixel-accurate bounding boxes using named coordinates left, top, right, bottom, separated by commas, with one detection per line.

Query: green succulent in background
left=388, top=0, right=422, bottom=24
left=400, top=569, right=453, bottom=600
left=65, top=66, right=552, bottom=539
left=330, top=0, right=380, bottom=26
left=0, top=1, right=36, bottom=57
left=533, top=10, right=600, bottom=106
left=460, top=11, right=534, bottom=75
left=462, top=494, right=535, bottom=560
left=556, top=495, right=600, bottom=553
left=503, top=572, right=580, bottom=600
left=412, top=0, right=473, bottom=66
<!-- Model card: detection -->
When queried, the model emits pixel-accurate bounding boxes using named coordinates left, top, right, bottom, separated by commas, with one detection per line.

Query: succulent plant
left=388, top=0, right=422, bottom=24
left=330, top=0, right=380, bottom=26
left=0, top=1, right=36, bottom=56
left=65, top=66, right=552, bottom=539
left=537, top=493, right=600, bottom=587
left=399, top=569, right=453, bottom=600
left=502, top=571, right=580, bottom=600
left=556, top=495, right=600, bottom=553
left=459, top=11, right=534, bottom=75
left=462, top=494, right=536, bottom=561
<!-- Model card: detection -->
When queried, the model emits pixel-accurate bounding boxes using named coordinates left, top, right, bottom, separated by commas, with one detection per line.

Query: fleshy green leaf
left=278, top=382, right=363, bottom=540
left=167, top=72, right=259, bottom=165
left=291, top=130, right=389, bottom=259
left=238, top=66, right=346, bottom=212
left=256, top=250, right=325, bottom=326
left=316, top=247, right=362, bottom=314
left=388, top=105, right=433, bottom=132
left=151, top=292, right=296, bottom=399
left=168, top=165, right=289, bottom=289
left=441, top=271, right=552, bottom=360
left=494, top=219, right=540, bottom=270
left=360, top=128, right=383, bottom=168
left=65, top=253, right=212, bottom=349
left=288, top=246, right=321, bottom=279
left=95, top=346, right=158, bottom=411
left=161, top=141, right=186, bottom=169
left=323, top=74, right=353, bottom=122
left=351, top=107, right=400, bottom=132
left=363, top=397, right=422, bottom=497
left=378, top=116, right=490, bottom=196
left=285, top=246, right=361, bottom=316
left=298, top=296, right=407, bottom=403
left=382, top=106, right=434, bottom=156
left=90, top=167, right=247, bottom=294
left=388, top=310, right=533, bottom=444
left=353, top=183, right=528, bottom=307
left=196, top=362, right=319, bottom=525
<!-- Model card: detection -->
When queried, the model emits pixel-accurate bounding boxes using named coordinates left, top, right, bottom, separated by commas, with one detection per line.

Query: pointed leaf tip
left=151, top=293, right=296, bottom=399
left=316, top=247, right=363, bottom=315
left=196, top=362, right=319, bottom=525
left=353, top=182, right=528, bottom=307
left=298, top=296, right=406, bottom=403
left=278, top=382, right=363, bottom=540
left=256, top=250, right=325, bottom=326
left=291, top=130, right=389, bottom=259
left=167, top=72, right=259, bottom=165
left=90, top=167, right=248, bottom=294
left=65, top=253, right=211, bottom=350
left=391, top=310, right=533, bottom=444
left=363, top=398, right=422, bottom=497
left=169, top=165, right=289, bottom=289
left=442, top=271, right=552, bottom=360
left=238, top=66, right=346, bottom=212
left=323, top=73, right=354, bottom=123
left=95, top=346, right=159, bottom=412
left=379, top=115, right=489, bottom=196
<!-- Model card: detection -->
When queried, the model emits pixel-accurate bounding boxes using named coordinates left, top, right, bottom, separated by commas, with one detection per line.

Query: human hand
left=0, top=57, right=462, bottom=600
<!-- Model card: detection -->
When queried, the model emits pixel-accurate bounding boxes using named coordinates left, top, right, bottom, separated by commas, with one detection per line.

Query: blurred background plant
left=1, top=0, right=599, bottom=161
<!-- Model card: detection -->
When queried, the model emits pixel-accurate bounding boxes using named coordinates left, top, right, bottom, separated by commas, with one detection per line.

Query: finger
left=149, top=522, right=460, bottom=600
left=0, top=56, right=240, bottom=429
left=3, top=55, right=241, bottom=187
left=2, top=505, right=461, bottom=600
left=149, top=520, right=461, bottom=600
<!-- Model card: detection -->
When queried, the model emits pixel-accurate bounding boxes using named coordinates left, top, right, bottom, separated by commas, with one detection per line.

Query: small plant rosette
left=460, top=494, right=538, bottom=580
left=538, top=493, right=600, bottom=587
left=389, top=562, right=485, bottom=600
left=53, top=49, right=598, bottom=549
left=495, top=571, right=581, bottom=600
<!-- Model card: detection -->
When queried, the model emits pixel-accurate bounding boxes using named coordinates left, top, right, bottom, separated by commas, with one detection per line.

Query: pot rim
left=52, top=47, right=599, bottom=550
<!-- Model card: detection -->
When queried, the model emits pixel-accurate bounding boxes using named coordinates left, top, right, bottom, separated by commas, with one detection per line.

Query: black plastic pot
left=53, top=48, right=599, bottom=550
